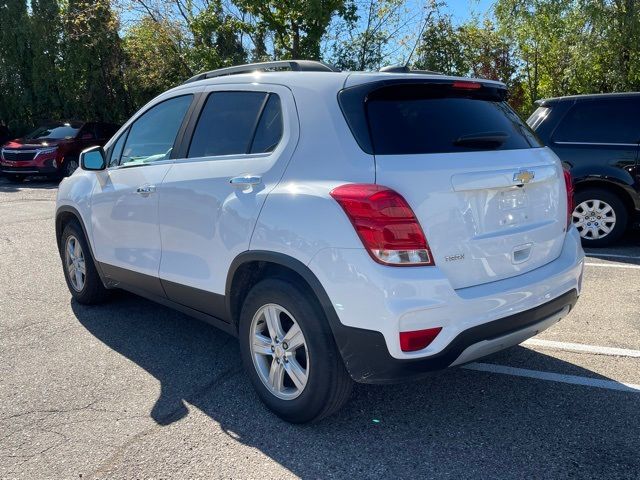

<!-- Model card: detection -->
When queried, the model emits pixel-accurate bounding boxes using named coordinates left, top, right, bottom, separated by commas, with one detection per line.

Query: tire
left=238, top=278, right=353, bottom=423
left=60, top=221, right=110, bottom=304
left=573, top=188, right=628, bottom=248
left=62, top=157, right=79, bottom=177
left=5, top=174, right=25, bottom=183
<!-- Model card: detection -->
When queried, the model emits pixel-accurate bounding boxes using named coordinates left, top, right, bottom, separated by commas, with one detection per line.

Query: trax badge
left=513, top=169, right=535, bottom=184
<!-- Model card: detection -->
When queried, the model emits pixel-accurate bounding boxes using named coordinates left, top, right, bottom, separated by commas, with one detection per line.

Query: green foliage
left=330, top=0, right=407, bottom=71
left=0, top=0, right=33, bottom=132
left=236, top=0, right=350, bottom=59
left=123, top=16, right=192, bottom=106
left=495, top=0, right=640, bottom=114
left=62, top=0, right=131, bottom=121
left=0, top=0, right=639, bottom=131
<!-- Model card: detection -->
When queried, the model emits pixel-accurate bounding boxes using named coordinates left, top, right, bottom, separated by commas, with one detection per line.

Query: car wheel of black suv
left=572, top=188, right=628, bottom=247
left=60, top=221, right=110, bottom=304
left=5, top=174, right=25, bottom=183
left=238, top=278, right=353, bottom=423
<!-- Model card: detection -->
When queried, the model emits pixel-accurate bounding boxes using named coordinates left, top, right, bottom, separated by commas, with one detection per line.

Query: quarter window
left=553, top=100, right=640, bottom=144
left=120, top=95, right=192, bottom=166
left=250, top=95, right=283, bottom=153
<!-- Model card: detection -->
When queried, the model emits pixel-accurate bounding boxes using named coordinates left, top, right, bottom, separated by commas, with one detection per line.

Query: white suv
left=55, top=60, right=584, bottom=423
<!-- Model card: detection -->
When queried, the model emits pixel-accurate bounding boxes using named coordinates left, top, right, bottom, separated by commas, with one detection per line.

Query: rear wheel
left=60, top=221, right=110, bottom=304
left=572, top=188, right=628, bottom=247
left=5, top=174, right=25, bottom=183
left=238, top=278, right=352, bottom=423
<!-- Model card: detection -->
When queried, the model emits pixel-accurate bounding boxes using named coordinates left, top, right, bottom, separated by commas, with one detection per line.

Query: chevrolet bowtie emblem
left=513, top=169, right=535, bottom=184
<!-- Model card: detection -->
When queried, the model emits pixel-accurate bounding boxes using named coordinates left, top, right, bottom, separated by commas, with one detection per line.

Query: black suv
left=528, top=93, right=640, bottom=247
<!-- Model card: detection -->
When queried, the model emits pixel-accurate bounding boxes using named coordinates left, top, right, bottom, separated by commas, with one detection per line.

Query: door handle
left=229, top=175, right=262, bottom=187
left=136, top=184, right=156, bottom=196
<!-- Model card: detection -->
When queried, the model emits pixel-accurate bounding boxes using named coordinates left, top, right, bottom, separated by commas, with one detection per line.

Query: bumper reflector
left=400, top=327, right=442, bottom=352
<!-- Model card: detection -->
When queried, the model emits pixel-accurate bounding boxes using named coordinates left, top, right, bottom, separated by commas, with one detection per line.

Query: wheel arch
left=573, top=177, right=638, bottom=216
left=55, top=205, right=106, bottom=283
left=225, top=251, right=342, bottom=338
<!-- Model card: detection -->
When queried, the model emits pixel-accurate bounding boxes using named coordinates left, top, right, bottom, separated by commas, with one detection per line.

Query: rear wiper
left=454, top=131, right=509, bottom=148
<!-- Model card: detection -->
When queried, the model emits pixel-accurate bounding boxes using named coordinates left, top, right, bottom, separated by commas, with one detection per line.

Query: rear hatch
left=339, top=78, right=568, bottom=289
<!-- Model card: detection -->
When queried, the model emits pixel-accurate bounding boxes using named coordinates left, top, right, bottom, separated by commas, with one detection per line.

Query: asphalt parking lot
left=1, top=176, right=639, bottom=479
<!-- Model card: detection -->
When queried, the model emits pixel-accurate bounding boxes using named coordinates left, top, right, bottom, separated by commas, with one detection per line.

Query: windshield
left=25, top=123, right=82, bottom=141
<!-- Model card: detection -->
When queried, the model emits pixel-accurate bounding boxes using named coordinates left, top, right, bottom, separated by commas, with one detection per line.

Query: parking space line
left=463, top=363, right=640, bottom=393
left=584, top=262, right=640, bottom=269
left=523, top=339, right=640, bottom=358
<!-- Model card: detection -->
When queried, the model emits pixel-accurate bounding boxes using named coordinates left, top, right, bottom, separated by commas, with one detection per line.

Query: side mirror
left=80, top=146, right=106, bottom=171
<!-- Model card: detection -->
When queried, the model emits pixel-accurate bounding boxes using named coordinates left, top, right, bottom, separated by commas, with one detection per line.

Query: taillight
left=400, top=327, right=442, bottom=352
left=330, top=184, right=434, bottom=266
left=563, top=169, right=574, bottom=229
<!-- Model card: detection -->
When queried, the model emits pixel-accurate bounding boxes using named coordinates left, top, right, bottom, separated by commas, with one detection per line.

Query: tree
left=123, top=16, right=192, bottom=107
left=413, top=5, right=467, bottom=75
left=62, top=0, right=131, bottom=121
left=31, top=0, right=64, bottom=120
left=495, top=0, right=596, bottom=111
left=0, top=0, right=33, bottom=131
left=236, top=0, right=351, bottom=59
left=330, top=0, right=410, bottom=71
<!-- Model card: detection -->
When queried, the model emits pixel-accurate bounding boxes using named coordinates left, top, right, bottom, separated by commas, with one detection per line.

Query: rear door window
left=188, top=91, right=270, bottom=158
left=552, top=99, right=640, bottom=144
left=364, top=86, right=540, bottom=155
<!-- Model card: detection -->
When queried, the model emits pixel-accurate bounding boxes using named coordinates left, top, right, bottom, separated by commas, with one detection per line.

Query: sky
left=444, top=0, right=496, bottom=23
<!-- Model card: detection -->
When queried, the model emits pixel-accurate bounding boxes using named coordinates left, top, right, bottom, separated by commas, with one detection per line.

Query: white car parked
left=56, top=60, right=585, bottom=423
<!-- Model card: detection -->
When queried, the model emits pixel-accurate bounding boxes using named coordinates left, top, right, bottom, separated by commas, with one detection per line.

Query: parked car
left=0, top=121, right=120, bottom=182
left=55, top=61, right=584, bottom=423
left=528, top=93, right=640, bottom=247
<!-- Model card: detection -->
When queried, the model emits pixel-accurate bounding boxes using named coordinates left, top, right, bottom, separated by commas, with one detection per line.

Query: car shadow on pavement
left=71, top=292, right=639, bottom=478
left=584, top=229, right=640, bottom=265
left=0, top=176, right=59, bottom=192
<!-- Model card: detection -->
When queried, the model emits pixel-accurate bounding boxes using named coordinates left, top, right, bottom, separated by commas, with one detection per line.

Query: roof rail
left=183, top=60, right=338, bottom=84
left=379, top=65, right=443, bottom=75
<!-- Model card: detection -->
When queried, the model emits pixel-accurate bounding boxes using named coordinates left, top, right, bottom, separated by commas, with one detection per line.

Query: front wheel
left=238, top=278, right=352, bottom=423
left=572, top=188, right=628, bottom=247
left=60, top=221, right=110, bottom=304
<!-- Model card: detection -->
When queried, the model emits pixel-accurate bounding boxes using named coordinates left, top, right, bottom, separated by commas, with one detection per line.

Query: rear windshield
left=340, top=82, right=541, bottom=155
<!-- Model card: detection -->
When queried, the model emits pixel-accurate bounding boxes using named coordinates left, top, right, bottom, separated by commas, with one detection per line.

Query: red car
left=0, top=121, right=120, bottom=182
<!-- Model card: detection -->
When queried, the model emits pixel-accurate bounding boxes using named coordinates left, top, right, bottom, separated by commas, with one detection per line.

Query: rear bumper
left=308, top=227, right=584, bottom=383
left=330, top=289, right=577, bottom=384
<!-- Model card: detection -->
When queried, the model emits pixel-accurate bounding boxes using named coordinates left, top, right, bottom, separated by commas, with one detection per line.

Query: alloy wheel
left=65, top=235, right=86, bottom=292
left=249, top=303, right=309, bottom=400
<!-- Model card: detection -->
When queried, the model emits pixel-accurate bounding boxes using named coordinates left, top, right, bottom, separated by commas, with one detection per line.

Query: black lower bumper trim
left=332, top=289, right=578, bottom=384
